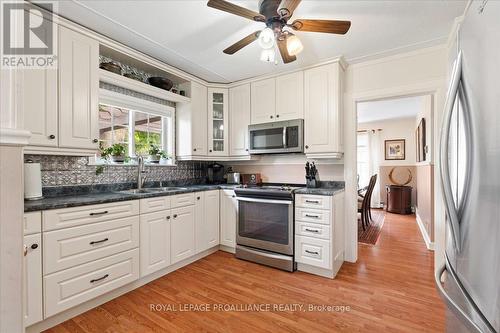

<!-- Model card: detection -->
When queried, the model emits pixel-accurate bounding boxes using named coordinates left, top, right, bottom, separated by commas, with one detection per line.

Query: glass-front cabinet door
left=207, top=88, right=229, bottom=156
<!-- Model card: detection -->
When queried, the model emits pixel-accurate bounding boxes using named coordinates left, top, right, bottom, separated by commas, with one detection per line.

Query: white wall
left=359, top=117, right=417, bottom=166
left=343, top=45, right=448, bottom=265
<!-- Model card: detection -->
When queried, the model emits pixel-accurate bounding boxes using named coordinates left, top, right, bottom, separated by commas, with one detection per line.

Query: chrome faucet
left=137, top=156, right=147, bottom=190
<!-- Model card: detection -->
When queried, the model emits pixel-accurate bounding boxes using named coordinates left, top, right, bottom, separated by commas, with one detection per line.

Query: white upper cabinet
left=304, top=63, right=344, bottom=158
left=251, top=78, right=276, bottom=124
left=177, top=82, right=208, bottom=159
left=58, top=26, right=99, bottom=150
left=229, top=84, right=251, bottom=156
left=208, top=87, right=229, bottom=156
left=276, top=71, right=304, bottom=121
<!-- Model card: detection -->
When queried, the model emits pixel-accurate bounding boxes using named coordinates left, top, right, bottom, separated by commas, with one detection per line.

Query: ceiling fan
left=207, top=0, right=351, bottom=64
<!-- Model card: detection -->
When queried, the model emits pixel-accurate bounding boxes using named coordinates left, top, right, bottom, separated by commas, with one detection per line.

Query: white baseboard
left=415, top=212, right=434, bottom=250
left=26, top=247, right=219, bottom=333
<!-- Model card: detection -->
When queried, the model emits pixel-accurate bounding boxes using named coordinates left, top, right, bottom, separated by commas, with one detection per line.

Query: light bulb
left=258, top=28, right=275, bottom=49
left=286, top=34, right=304, bottom=56
left=260, top=48, right=275, bottom=63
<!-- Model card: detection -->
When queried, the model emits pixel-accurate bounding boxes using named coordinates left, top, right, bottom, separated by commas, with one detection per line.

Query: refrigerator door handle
left=439, top=51, right=463, bottom=252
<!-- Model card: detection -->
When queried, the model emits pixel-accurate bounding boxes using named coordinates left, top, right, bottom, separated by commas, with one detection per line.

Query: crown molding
left=0, top=128, right=31, bottom=146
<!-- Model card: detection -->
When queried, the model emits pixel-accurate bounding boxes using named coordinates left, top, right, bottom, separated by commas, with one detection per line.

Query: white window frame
left=98, top=88, right=175, bottom=165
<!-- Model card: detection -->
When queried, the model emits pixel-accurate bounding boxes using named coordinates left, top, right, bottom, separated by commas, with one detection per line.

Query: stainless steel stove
left=234, top=184, right=301, bottom=272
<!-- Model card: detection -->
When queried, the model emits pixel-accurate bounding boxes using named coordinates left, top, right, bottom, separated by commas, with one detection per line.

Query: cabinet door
left=171, top=205, right=195, bottom=264
left=229, top=84, right=251, bottom=156
left=220, top=190, right=237, bottom=248
left=58, top=25, right=99, bottom=150
left=251, top=78, right=276, bottom=124
left=191, top=82, right=208, bottom=155
left=195, top=190, right=220, bottom=253
left=140, top=211, right=171, bottom=277
left=304, top=63, right=342, bottom=154
left=276, top=71, right=304, bottom=121
left=23, top=234, right=43, bottom=327
left=208, top=88, right=229, bottom=156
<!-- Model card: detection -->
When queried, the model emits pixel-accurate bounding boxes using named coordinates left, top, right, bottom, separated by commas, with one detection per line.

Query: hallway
left=45, top=212, right=443, bottom=333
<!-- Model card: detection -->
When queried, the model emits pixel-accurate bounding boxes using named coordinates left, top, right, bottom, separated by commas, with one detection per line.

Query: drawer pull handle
left=89, top=210, right=108, bottom=216
left=305, top=200, right=319, bottom=204
left=305, top=228, right=319, bottom=233
left=305, top=250, right=319, bottom=255
left=305, top=214, right=319, bottom=218
left=90, top=274, right=109, bottom=283
left=89, top=238, right=109, bottom=245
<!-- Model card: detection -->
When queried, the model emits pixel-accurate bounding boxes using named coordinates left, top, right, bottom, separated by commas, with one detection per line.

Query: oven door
left=236, top=197, right=293, bottom=255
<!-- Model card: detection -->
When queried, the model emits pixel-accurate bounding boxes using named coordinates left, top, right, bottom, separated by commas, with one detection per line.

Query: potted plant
left=148, top=143, right=168, bottom=163
left=100, top=143, right=127, bottom=163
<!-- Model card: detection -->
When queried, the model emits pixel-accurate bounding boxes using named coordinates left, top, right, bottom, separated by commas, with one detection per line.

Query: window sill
left=88, top=156, right=177, bottom=167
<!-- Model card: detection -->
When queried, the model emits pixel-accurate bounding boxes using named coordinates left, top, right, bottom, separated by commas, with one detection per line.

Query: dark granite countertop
left=25, top=184, right=241, bottom=212
left=294, top=181, right=345, bottom=196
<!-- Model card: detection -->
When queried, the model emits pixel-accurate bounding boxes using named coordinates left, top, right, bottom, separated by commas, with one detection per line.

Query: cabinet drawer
left=296, top=222, right=330, bottom=240
left=295, top=194, right=331, bottom=210
left=171, top=193, right=195, bottom=208
left=295, top=235, right=330, bottom=269
left=43, top=216, right=139, bottom=274
left=140, top=196, right=171, bottom=214
left=295, top=207, right=331, bottom=225
left=43, top=200, right=139, bottom=231
left=44, top=249, right=139, bottom=318
left=24, top=212, right=42, bottom=235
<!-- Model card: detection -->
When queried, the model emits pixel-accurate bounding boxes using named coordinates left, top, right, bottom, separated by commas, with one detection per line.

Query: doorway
left=356, top=94, right=434, bottom=248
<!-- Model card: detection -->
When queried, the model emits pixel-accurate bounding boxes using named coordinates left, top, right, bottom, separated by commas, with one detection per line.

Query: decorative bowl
left=147, top=77, right=173, bottom=91
left=99, top=62, right=122, bottom=75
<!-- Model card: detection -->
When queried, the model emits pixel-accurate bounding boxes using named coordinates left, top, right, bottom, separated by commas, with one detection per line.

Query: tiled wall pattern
left=25, top=155, right=211, bottom=187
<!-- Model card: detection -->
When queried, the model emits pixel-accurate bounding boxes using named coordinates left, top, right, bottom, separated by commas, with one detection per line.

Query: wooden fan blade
left=207, top=0, right=265, bottom=22
left=278, top=0, right=301, bottom=18
left=223, top=31, right=260, bottom=55
left=277, top=37, right=296, bottom=64
left=290, top=19, right=351, bottom=34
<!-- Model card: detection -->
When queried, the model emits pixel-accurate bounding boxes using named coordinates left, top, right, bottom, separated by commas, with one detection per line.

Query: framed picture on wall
left=385, top=139, right=405, bottom=160
left=416, top=118, right=426, bottom=162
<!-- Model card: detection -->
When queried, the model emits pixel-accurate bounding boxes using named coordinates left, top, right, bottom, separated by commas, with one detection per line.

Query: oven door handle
left=236, top=197, right=293, bottom=205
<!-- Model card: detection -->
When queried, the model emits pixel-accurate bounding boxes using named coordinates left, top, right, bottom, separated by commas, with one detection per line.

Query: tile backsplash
left=25, top=155, right=211, bottom=187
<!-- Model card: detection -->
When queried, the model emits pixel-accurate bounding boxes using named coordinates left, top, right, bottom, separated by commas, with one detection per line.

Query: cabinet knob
left=197, top=196, right=201, bottom=200
left=31, top=243, right=39, bottom=250
left=209, top=149, right=212, bottom=153
left=245, top=149, right=249, bottom=152
left=232, top=195, right=235, bottom=198
left=166, top=216, right=171, bottom=220
left=173, top=214, right=178, bottom=218
left=93, top=139, right=98, bottom=143
left=305, top=145, right=309, bottom=149
left=193, top=148, right=197, bottom=152
left=270, top=115, right=273, bottom=119
left=276, top=114, right=279, bottom=118
left=48, top=134, right=55, bottom=139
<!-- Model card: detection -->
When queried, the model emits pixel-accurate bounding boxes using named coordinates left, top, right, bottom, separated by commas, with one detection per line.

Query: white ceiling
left=41, top=0, right=466, bottom=83
left=357, top=95, right=425, bottom=123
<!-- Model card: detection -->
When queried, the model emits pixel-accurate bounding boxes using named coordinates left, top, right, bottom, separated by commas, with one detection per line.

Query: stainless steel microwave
left=248, top=119, right=303, bottom=154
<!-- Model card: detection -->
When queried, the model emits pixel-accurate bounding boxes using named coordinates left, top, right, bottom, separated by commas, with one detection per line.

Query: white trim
left=23, top=146, right=96, bottom=156
left=99, top=69, right=190, bottom=104
left=416, top=211, right=435, bottom=250
left=99, top=89, right=174, bottom=117
left=0, top=128, right=31, bottom=146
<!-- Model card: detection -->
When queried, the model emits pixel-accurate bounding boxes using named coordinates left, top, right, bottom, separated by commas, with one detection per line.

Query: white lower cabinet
left=195, top=190, right=220, bottom=253
left=24, top=233, right=43, bottom=327
left=171, top=205, right=196, bottom=264
left=140, top=211, right=171, bottom=277
left=220, top=190, right=238, bottom=248
left=44, top=249, right=140, bottom=318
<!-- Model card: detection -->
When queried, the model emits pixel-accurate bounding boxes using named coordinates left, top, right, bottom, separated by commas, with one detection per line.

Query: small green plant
left=148, top=143, right=168, bottom=159
left=100, top=143, right=127, bottom=162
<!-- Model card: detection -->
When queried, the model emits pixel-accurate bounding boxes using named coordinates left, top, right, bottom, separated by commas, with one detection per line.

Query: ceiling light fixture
left=286, top=33, right=304, bottom=56
left=258, top=27, right=275, bottom=49
left=260, top=48, right=275, bottom=63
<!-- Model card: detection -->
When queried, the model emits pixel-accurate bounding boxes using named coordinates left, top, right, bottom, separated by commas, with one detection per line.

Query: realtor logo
left=1, top=2, right=57, bottom=68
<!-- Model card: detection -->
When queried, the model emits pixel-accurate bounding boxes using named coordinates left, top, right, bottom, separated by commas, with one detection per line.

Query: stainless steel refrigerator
left=436, top=1, right=500, bottom=332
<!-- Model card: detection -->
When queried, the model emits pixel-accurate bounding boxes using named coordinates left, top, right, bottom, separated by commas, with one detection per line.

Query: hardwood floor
left=45, top=212, right=444, bottom=333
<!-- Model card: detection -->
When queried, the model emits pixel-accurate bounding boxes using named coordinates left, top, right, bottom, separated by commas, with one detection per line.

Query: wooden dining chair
left=358, top=174, right=377, bottom=230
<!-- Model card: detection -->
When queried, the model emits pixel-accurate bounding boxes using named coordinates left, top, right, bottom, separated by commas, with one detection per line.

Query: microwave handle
left=283, top=127, right=287, bottom=148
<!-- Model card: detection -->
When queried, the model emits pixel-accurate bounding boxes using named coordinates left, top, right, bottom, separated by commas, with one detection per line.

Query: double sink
left=116, top=187, right=188, bottom=195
